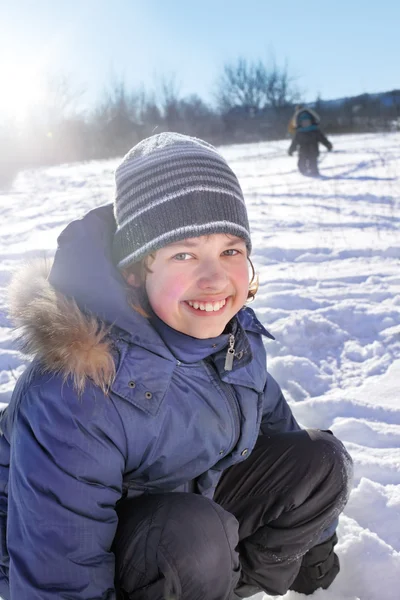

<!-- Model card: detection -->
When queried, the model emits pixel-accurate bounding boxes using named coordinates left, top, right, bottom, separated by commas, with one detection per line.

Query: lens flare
left=0, top=65, right=46, bottom=122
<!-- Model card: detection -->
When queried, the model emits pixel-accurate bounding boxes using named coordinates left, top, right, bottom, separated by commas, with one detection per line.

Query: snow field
left=1, top=131, right=400, bottom=599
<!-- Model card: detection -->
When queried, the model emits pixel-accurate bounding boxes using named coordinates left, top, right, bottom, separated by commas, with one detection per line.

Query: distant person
left=288, top=107, right=333, bottom=176
left=0, top=133, right=352, bottom=600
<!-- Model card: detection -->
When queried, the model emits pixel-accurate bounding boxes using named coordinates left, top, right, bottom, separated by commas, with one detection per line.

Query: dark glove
left=328, top=144, right=333, bottom=152
left=288, top=150, right=293, bottom=156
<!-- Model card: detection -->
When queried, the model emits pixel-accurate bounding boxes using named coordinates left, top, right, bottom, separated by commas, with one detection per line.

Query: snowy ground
left=1, top=132, right=400, bottom=599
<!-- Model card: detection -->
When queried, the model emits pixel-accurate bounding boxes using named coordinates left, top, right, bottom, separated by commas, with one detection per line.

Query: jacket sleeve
left=317, top=130, right=333, bottom=150
left=260, top=372, right=301, bottom=434
left=7, top=371, right=126, bottom=600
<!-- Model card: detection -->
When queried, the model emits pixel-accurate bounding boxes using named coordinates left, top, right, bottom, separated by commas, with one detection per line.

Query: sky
left=0, top=0, right=399, bottom=120
left=1, top=131, right=400, bottom=598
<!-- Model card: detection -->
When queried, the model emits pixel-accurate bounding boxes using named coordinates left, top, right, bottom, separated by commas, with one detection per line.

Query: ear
left=121, top=269, right=141, bottom=288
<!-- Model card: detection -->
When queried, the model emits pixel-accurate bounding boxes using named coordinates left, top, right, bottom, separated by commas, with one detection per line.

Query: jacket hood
left=8, top=204, right=166, bottom=393
left=8, top=258, right=115, bottom=393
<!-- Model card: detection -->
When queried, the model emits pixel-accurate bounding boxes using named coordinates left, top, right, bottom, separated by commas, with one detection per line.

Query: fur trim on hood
left=8, top=260, right=115, bottom=394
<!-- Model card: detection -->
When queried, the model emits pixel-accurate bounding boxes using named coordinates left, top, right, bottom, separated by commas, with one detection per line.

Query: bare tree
left=93, top=78, right=139, bottom=124
left=155, top=73, right=182, bottom=131
left=215, top=56, right=300, bottom=141
left=265, top=60, right=299, bottom=109
left=44, top=73, right=85, bottom=123
left=90, top=78, right=144, bottom=157
left=216, top=57, right=298, bottom=112
left=216, top=58, right=268, bottom=112
left=174, top=94, right=222, bottom=139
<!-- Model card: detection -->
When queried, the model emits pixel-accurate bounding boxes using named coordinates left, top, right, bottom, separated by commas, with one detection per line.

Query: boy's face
left=143, top=233, right=249, bottom=339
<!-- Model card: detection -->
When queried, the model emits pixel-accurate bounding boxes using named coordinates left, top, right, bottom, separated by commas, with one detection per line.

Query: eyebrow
left=167, top=236, right=245, bottom=249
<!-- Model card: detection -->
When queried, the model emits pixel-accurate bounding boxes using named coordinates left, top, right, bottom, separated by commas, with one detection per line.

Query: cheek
left=167, top=273, right=189, bottom=295
left=236, top=263, right=251, bottom=295
left=146, top=273, right=188, bottom=311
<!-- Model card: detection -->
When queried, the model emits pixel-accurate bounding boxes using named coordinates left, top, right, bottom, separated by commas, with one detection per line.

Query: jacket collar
left=150, top=311, right=231, bottom=363
left=150, top=305, right=274, bottom=379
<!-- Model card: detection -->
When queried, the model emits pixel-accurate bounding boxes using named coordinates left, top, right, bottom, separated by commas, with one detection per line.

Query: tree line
left=1, top=57, right=399, bottom=187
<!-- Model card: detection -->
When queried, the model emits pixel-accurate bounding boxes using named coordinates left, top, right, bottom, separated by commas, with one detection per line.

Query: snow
left=1, top=131, right=400, bottom=599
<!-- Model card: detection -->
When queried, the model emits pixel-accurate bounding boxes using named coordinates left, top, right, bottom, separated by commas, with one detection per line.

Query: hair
left=123, top=252, right=259, bottom=318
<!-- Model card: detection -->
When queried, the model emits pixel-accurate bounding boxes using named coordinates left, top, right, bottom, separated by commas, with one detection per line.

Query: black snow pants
left=298, top=149, right=319, bottom=176
left=113, top=429, right=352, bottom=600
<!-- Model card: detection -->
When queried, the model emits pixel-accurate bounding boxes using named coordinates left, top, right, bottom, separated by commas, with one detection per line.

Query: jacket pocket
left=111, top=343, right=175, bottom=416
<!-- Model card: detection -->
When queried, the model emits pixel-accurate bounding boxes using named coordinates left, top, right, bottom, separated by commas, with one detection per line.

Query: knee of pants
left=115, top=493, right=240, bottom=598
left=306, top=429, right=354, bottom=506
left=159, top=494, right=240, bottom=591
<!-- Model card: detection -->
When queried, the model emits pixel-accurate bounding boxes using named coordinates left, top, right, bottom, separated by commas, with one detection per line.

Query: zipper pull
left=224, top=334, right=235, bottom=371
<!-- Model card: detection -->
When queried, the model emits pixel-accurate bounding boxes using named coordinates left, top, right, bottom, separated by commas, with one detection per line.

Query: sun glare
left=0, top=65, right=46, bottom=123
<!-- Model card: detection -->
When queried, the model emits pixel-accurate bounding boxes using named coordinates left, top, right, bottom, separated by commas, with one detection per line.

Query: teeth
left=188, top=299, right=226, bottom=312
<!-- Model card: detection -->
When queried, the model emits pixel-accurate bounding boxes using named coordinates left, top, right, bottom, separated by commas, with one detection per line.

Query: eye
left=173, top=252, right=192, bottom=261
left=223, top=248, right=241, bottom=256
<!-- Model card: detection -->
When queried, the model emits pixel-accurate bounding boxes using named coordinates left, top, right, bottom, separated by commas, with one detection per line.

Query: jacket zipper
left=224, top=333, right=235, bottom=371
left=219, top=376, right=241, bottom=451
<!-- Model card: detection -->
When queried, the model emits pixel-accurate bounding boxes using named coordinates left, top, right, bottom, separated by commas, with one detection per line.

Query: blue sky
left=1, top=0, right=399, bottom=117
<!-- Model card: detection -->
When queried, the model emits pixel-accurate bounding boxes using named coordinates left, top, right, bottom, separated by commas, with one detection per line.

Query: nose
left=196, top=258, right=228, bottom=290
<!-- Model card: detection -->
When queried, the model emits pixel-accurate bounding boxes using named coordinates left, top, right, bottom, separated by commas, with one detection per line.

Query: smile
left=186, top=299, right=227, bottom=312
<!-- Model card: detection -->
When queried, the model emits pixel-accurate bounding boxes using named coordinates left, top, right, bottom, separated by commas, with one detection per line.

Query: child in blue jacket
left=0, top=133, right=352, bottom=600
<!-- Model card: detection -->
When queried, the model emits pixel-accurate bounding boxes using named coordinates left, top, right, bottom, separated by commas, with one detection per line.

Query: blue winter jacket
left=0, top=205, right=300, bottom=600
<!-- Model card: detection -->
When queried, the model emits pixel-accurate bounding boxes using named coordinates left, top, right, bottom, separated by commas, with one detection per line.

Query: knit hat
left=112, top=132, right=251, bottom=268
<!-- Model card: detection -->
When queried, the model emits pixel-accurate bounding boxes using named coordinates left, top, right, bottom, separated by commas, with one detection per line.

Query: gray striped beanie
left=112, top=132, right=251, bottom=268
